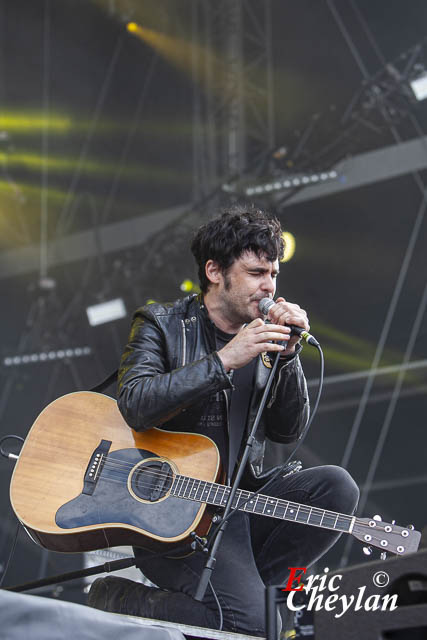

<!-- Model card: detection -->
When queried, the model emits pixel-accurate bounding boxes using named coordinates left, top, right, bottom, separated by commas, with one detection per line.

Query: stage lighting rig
left=3, top=347, right=92, bottom=367
left=243, top=170, right=339, bottom=196
left=341, top=36, right=427, bottom=128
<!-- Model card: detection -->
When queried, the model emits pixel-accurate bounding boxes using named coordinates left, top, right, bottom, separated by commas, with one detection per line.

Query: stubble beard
left=221, top=274, right=259, bottom=325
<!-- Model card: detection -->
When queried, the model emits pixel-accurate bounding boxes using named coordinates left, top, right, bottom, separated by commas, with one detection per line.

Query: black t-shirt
left=197, top=387, right=228, bottom=474
left=209, top=327, right=257, bottom=482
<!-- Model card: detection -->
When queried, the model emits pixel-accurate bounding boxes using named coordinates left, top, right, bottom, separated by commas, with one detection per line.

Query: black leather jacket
left=118, top=294, right=309, bottom=487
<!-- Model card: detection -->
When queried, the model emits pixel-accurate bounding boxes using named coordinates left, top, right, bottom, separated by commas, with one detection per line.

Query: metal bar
left=307, top=358, right=427, bottom=388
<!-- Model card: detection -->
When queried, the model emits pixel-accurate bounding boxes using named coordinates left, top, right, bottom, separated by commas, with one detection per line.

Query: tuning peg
left=363, top=546, right=373, bottom=556
left=391, top=520, right=396, bottom=525
left=373, top=515, right=382, bottom=521
left=407, top=524, right=414, bottom=530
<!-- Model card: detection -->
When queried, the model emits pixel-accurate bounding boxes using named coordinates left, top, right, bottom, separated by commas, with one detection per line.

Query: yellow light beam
left=126, top=23, right=228, bottom=91
left=0, top=111, right=196, bottom=138
left=0, top=151, right=189, bottom=184
left=0, top=113, right=71, bottom=132
left=310, top=318, right=416, bottom=369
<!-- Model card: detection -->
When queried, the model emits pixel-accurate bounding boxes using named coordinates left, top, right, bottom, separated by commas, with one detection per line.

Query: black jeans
left=133, top=465, right=359, bottom=636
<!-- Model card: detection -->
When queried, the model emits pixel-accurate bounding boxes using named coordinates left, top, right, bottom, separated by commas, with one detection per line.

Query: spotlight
left=280, top=232, right=296, bottom=263
left=410, top=72, right=427, bottom=101
left=126, top=22, right=140, bottom=34
left=180, top=279, right=200, bottom=294
left=86, top=298, right=127, bottom=326
left=180, top=279, right=194, bottom=292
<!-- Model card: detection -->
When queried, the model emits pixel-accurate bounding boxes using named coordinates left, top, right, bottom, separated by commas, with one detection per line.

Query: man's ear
left=205, top=260, right=222, bottom=286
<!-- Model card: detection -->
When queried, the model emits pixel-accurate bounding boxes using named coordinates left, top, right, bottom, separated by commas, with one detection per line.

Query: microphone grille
left=258, top=298, right=274, bottom=315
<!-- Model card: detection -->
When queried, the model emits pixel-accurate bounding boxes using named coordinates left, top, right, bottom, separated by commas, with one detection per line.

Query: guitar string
left=57, top=441, right=411, bottom=542
left=94, top=462, right=395, bottom=532
left=88, top=468, right=353, bottom=528
left=81, top=455, right=409, bottom=535
left=100, top=461, right=398, bottom=531
left=101, top=457, right=349, bottom=526
left=73, top=469, right=404, bottom=547
left=103, top=453, right=349, bottom=521
left=69, top=450, right=410, bottom=544
left=101, top=461, right=355, bottom=522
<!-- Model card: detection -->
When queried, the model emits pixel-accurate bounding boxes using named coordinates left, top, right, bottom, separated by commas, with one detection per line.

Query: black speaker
left=313, top=549, right=427, bottom=640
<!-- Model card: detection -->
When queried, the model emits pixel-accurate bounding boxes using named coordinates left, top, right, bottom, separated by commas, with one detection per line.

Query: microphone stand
left=194, top=348, right=282, bottom=602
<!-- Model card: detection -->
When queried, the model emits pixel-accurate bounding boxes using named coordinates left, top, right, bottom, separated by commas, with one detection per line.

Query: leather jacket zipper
left=222, top=388, right=230, bottom=484
left=222, top=389, right=230, bottom=437
left=181, top=319, right=187, bottom=367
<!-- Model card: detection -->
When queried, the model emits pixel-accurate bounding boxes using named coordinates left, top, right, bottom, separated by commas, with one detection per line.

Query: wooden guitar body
left=9, top=392, right=421, bottom=557
left=10, top=392, right=220, bottom=553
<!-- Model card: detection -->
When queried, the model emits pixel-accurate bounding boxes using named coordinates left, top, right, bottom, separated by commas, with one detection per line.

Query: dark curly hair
left=190, top=205, right=285, bottom=293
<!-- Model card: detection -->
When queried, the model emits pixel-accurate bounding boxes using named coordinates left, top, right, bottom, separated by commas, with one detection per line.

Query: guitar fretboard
left=170, top=475, right=353, bottom=533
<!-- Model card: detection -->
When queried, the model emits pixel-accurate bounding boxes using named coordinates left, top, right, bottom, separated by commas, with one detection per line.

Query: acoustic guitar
left=10, top=392, right=421, bottom=556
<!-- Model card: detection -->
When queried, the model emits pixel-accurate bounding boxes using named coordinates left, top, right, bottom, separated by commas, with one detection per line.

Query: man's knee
left=319, top=465, right=359, bottom=513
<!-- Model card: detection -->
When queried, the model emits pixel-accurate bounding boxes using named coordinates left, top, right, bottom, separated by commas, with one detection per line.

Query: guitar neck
left=171, top=475, right=354, bottom=534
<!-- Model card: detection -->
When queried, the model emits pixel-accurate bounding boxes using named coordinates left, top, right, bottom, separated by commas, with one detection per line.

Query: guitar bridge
left=82, top=439, right=111, bottom=495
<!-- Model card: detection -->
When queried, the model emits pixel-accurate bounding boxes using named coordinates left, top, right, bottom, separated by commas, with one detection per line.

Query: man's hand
left=266, top=297, right=310, bottom=355
left=217, top=318, right=291, bottom=372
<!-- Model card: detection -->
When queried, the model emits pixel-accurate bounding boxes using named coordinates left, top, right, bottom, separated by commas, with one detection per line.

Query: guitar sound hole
left=130, top=460, right=174, bottom=502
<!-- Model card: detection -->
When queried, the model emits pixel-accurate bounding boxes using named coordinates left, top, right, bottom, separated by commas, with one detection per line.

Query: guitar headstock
left=352, top=517, right=421, bottom=556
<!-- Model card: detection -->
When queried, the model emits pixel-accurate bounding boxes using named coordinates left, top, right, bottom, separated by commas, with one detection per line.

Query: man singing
left=88, top=205, right=359, bottom=636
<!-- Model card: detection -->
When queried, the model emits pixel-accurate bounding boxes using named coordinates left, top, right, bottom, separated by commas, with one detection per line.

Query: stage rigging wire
left=99, top=48, right=160, bottom=227
left=348, top=0, right=387, bottom=66
left=354, top=280, right=427, bottom=518
left=325, top=0, right=370, bottom=79
left=326, top=0, right=427, bottom=567
left=54, top=32, right=125, bottom=239
left=40, top=0, right=50, bottom=283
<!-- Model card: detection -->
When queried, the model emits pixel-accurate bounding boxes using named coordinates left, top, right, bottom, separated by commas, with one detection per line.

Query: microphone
left=258, top=298, right=319, bottom=347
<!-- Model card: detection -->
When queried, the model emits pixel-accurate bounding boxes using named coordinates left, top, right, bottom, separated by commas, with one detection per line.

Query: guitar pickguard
left=55, top=447, right=202, bottom=540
